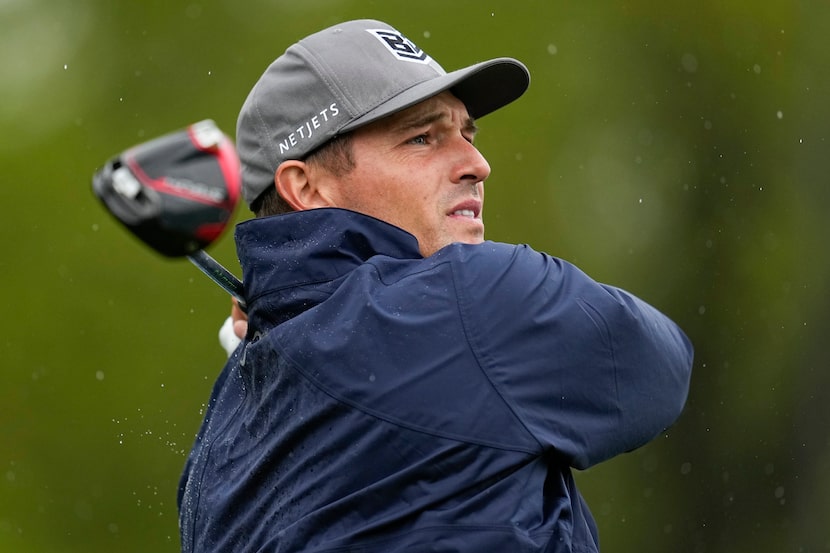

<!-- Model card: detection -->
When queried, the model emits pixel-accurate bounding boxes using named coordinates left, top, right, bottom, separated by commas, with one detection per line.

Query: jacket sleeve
left=451, top=242, right=693, bottom=469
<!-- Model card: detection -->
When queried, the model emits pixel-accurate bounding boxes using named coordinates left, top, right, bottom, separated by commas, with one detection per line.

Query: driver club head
left=92, top=120, right=241, bottom=257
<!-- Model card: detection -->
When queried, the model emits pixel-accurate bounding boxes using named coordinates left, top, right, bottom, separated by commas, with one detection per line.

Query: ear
left=274, top=160, right=336, bottom=211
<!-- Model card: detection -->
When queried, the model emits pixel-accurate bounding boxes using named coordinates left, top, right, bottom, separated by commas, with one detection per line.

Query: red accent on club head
left=187, top=123, right=241, bottom=212
left=194, top=222, right=230, bottom=243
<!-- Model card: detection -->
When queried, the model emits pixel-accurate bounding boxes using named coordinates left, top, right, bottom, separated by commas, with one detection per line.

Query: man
left=178, top=19, right=693, bottom=553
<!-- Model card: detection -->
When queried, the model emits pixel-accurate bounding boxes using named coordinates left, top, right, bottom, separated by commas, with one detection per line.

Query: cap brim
left=340, top=57, right=530, bottom=133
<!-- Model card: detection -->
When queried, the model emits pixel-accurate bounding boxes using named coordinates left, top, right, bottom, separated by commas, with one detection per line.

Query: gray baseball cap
left=236, top=19, right=531, bottom=208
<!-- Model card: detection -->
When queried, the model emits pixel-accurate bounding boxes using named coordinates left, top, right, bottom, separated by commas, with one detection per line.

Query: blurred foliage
left=2, top=0, right=829, bottom=552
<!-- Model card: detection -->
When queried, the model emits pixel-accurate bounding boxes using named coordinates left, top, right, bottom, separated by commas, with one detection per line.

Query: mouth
left=451, top=209, right=476, bottom=218
left=448, top=200, right=482, bottom=220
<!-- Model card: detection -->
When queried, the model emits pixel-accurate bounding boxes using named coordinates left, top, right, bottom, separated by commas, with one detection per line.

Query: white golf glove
left=218, top=315, right=242, bottom=357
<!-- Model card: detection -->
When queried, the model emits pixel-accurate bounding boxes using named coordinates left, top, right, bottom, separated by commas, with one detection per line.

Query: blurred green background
left=3, top=0, right=828, bottom=551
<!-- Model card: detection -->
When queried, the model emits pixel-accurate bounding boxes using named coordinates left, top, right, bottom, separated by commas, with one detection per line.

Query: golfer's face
left=325, top=91, right=490, bottom=257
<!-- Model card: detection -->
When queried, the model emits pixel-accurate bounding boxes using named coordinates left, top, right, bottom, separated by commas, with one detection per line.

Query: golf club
left=92, top=119, right=246, bottom=309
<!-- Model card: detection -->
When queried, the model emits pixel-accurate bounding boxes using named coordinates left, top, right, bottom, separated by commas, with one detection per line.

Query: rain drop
left=681, top=53, right=698, bottom=73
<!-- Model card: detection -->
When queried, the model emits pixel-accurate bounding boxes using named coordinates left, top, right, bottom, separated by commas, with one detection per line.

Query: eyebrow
left=394, top=110, right=479, bottom=136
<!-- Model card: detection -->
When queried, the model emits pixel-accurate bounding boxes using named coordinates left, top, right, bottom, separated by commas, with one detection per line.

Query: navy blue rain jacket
left=178, top=208, right=693, bottom=553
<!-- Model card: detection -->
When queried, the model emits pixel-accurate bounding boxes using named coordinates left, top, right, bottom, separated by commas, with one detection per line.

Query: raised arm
left=453, top=242, right=693, bottom=469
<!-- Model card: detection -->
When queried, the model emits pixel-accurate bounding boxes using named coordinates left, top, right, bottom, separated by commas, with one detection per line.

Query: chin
left=457, top=235, right=485, bottom=246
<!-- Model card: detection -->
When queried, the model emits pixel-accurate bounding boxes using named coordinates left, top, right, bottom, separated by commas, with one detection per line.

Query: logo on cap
left=367, top=29, right=431, bottom=64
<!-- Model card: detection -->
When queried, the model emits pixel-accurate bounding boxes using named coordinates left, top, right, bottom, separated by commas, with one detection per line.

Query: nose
left=452, top=137, right=491, bottom=185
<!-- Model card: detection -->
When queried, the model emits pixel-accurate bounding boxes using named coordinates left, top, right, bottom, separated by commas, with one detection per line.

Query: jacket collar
left=235, top=208, right=422, bottom=311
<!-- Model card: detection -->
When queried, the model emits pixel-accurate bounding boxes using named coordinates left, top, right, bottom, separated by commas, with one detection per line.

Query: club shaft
left=187, top=250, right=247, bottom=310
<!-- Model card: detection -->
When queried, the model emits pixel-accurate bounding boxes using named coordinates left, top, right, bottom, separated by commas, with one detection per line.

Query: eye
left=407, top=134, right=429, bottom=145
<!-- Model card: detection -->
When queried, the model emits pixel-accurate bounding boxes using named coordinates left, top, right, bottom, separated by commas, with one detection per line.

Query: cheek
left=376, top=190, right=435, bottom=239
left=342, top=181, right=408, bottom=226
left=331, top=170, right=377, bottom=212
left=332, top=161, right=440, bottom=235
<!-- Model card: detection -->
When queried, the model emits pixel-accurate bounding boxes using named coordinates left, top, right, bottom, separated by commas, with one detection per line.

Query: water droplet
left=681, top=53, right=698, bottom=73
